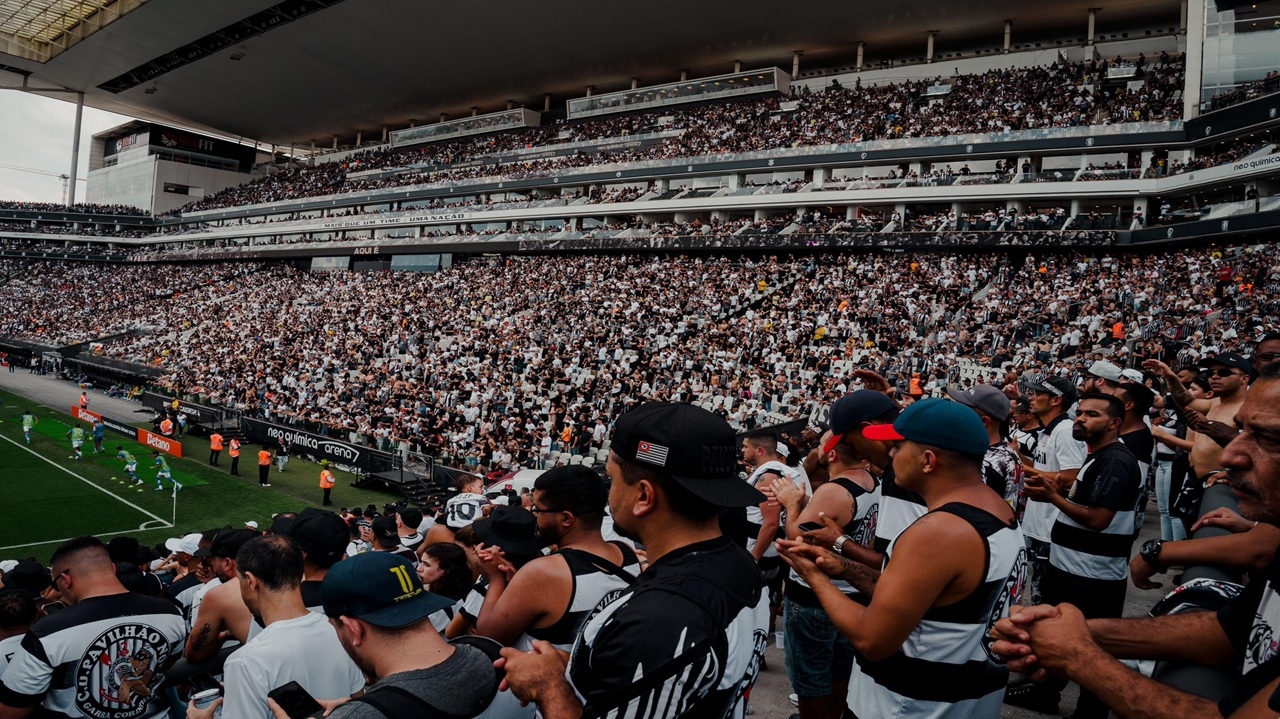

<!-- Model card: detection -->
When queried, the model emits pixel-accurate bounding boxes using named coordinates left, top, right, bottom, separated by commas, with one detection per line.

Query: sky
left=0, top=91, right=135, bottom=204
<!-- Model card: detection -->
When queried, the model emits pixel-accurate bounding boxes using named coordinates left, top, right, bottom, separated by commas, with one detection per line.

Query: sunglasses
left=1203, top=369, right=1241, bottom=379
left=1255, top=353, right=1280, bottom=363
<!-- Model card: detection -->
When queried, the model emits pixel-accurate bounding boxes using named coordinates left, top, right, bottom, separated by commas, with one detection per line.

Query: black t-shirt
left=1218, top=551, right=1280, bottom=715
left=567, top=536, right=767, bottom=719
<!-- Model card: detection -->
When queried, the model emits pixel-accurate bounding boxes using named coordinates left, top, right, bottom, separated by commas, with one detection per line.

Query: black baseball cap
left=1202, top=352, right=1257, bottom=379
left=195, top=529, right=257, bottom=558
left=824, top=390, right=899, bottom=453
left=283, top=509, right=349, bottom=566
left=322, top=552, right=453, bottom=628
left=611, top=402, right=764, bottom=508
left=2, top=561, right=50, bottom=596
left=1029, top=376, right=1078, bottom=405
left=370, top=517, right=400, bottom=547
left=471, top=506, right=540, bottom=556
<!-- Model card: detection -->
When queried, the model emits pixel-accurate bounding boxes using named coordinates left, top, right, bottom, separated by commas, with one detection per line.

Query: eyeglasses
left=1204, top=369, right=1241, bottom=379
left=528, top=507, right=563, bottom=516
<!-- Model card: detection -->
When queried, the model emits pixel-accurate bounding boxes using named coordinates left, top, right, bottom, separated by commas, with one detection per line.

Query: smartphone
left=267, top=681, right=325, bottom=719
left=798, top=521, right=823, bottom=533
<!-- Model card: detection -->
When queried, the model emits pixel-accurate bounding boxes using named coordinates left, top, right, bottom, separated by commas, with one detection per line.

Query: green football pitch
left=0, top=389, right=403, bottom=563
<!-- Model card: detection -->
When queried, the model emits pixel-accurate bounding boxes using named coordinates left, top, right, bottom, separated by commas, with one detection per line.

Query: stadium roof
left=0, top=0, right=1181, bottom=148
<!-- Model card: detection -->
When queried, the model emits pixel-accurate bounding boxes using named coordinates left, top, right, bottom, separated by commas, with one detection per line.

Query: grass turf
left=0, top=387, right=403, bottom=563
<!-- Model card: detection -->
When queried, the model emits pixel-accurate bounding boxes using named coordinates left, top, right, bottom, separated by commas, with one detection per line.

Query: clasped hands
left=987, top=603, right=1104, bottom=680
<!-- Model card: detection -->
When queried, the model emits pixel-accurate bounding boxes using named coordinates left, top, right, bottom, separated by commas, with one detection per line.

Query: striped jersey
left=873, top=466, right=927, bottom=553
left=849, top=503, right=1026, bottom=719
left=744, top=461, right=801, bottom=558
left=566, top=536, right=768, bottom=719
left=1049, top=441, right=1142, bottom=582
left=446, top=492, right=489, bottom=529
left=786, top=476, right=880, bottom=604
left=0, top=593, right=186, bottom=719
left=1022, top=415, right=1086, bottom=542
left=518, top=542, right=642, bottom=652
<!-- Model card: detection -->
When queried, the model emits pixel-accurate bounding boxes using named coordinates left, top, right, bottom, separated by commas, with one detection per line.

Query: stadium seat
left=570, top=455, right=583, bottom=465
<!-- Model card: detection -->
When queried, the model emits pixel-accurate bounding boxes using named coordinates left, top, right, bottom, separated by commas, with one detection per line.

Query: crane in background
left=0, top=163, right=86, bottom=205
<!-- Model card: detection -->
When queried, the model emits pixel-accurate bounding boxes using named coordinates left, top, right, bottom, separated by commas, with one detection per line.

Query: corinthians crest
left=76, top=625, right=168, bottom=719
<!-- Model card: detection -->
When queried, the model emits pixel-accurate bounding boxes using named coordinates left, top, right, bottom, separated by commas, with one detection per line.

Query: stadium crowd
left=174, top=57, right=1186, bottom=214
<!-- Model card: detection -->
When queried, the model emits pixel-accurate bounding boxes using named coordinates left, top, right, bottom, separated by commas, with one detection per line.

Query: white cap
left=776, top=441, right=790, bottom=459
left=244, top=521, right=259, bottom=530
left=164, top=533, right=203, bottom=556
left=491, top=495, right=510, bottom=506
left=0, top=560, right=17, bottom=574
left=1087, top=361, right=1123, bottom=382
left=1120, top=368, right=1146, bottom=384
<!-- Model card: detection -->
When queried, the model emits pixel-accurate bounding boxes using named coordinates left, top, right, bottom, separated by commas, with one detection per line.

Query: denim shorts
left=784, top=597, right=856, bottom=698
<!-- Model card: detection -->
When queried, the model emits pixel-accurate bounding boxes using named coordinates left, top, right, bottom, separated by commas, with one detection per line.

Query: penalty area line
left=0, top=432, right=171, bottom=530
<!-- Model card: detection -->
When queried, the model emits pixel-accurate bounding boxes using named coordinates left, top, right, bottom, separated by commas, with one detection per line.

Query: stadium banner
left=141, top=392, right=222, bottom=425
left=70, top=406, right=101, bottom=425
left=70, top=406, right=140, bottom=439
left=241, top=417, right=370, bottom=466
left=137, top=428, right=182, bottom=458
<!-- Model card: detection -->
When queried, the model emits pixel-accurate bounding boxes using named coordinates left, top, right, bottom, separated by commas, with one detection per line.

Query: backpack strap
left=349, top=685, right=448, bottom=719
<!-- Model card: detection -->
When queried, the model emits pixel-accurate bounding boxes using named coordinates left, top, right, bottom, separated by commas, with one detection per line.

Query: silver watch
left=832, top=534, right=852, bottom=555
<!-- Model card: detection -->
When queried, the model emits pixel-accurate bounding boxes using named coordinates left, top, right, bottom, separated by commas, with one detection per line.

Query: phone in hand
left=798, top=521, right=824, bottom=533
left=267, top=681, right=325, bottom=719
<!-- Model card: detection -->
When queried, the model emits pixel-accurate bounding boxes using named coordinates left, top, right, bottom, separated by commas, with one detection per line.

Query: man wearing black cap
left=499, top=402, right=768, bottom=719
left=1022, top=376, right=1087, bottom=605
left=370, top=517, right=418, bottom=566
left=267, top=552, right=497, bottom=719
left=281, top=509, right=351, bottom=611
left=778, top=399, right=1024, bottom=719
left=185, top=529, right=258, bottom=664
left=0, top=561, right=50, bottom=600
left=1144, top=353, right=1250, bottom=483
left=0, top=589, right=36, bottom=676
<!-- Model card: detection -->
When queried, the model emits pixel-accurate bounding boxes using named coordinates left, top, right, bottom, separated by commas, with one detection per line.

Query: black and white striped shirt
left=849, top=503, right=1026, bottom=718
left=566, top=536, right=768, bottom=719
left=520, top=542, right=641, bottom=652
left=1049, top=441, right=1143, bottom=583
left=0, top=593, right=186, bottom=719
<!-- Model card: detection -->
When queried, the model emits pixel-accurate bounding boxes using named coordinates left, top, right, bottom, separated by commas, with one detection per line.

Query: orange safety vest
left=909, top=377, right=923, bottom=396
left=209, top=433, right=224, bottom=451
left=80, top=395, right=89, bottom=408
left=1111, top=322, right=1126, bottom=340
left=319, top=470, right=335, bottom=489
left=229, top=439, right=241, bottom=457
left=258, top=450, right=272, bottom=466
left=160, top=419, right=173, bottom=435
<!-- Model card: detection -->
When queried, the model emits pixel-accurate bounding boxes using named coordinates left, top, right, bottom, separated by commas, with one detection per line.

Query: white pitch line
left=0, top=432, right=171, bottom=528
left=0, top=522, right=171, bottom=552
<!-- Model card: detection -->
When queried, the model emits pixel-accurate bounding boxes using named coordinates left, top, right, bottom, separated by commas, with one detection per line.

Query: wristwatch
left=1139, top=538, right=1165, bottom=569
left=832, top=534, right=852, bottom=556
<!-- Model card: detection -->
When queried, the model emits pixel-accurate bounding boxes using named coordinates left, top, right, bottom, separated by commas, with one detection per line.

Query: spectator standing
left=0, top=537, right=186, bottom=719
left=1008, top=394, right=1143, bottom=717
left=499, top=402, right=768, bottom=719
left=1022, top=377, right=1086, bottom=604
left=228, top=437, right=241, bottom=477
left=267, top=552, right=496, bottom=719
left=949, top=385, right=1024, bottom=519
left=780, top=400, right=1024, bottom=719
left=190, top=534, right=363, bottom=719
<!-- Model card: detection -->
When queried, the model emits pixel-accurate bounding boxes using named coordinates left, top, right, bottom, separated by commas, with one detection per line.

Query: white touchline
left=0, top=523, right=172, bottom=552
left=0, top=432, right=171, bottom=528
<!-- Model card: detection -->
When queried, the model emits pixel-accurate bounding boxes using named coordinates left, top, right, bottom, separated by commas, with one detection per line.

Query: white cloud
left=0, top=92, right=136, bottom=204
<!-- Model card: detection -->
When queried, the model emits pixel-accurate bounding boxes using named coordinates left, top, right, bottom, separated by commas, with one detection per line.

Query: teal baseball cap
left=861, top=399, right=990, bottom=457
left=321, top=552, right=453, bottom=628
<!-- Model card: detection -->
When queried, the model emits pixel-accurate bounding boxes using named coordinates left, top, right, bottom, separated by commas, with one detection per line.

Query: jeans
left=783, top=598, right=856, bottom=698
left=1155, top=459, right=1187, bottom=541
